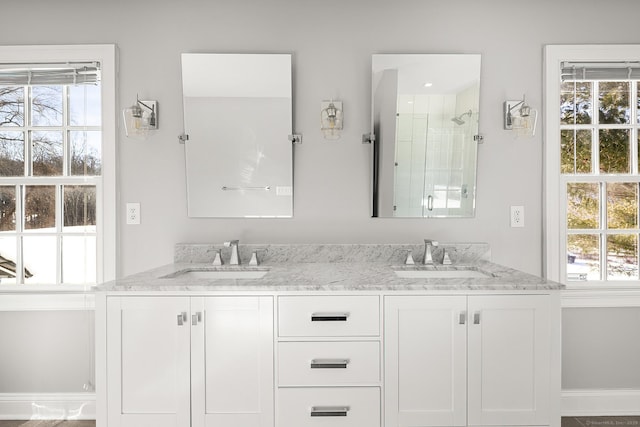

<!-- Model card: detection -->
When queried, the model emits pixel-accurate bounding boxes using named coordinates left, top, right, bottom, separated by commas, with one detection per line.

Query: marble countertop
left=95, top=259, right=564, bottom=293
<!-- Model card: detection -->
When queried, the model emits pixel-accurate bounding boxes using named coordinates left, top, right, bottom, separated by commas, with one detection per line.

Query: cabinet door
left=191, top=296, right=274, bottom=427
left=467, top=295, right=550, bottom=426
left=385, top=296, right=467, bottom=427
left=106, top=297, right=191, bottom=427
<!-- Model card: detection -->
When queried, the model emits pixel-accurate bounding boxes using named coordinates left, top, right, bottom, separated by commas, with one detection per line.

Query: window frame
left=0, top=44, right=116, bottom=291
left=544, top=44, right=640, bottom=294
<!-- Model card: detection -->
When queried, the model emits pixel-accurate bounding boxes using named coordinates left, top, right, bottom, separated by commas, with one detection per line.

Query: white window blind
left=561, top=61, right=640, bottom=81
left=0, top=62, right=100, bottom=86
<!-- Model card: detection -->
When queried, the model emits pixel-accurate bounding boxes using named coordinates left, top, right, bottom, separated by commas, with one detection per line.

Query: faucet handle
left=249, top=251, right=259, bottom=266
left=405, top=249, right=415, bottom=265
left=212, top=250, right=223, bottom=266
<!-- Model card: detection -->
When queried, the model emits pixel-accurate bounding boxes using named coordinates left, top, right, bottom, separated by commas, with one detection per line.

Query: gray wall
left=563, top=308, right=640, bottom=389
left=0, top=311, right=93, bottom=393
left=7, top=0, right=555, bottom=277
left=2, top=0, right=639, bottom=395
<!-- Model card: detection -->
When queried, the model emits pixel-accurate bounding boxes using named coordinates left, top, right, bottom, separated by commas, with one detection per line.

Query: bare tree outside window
left=31, top=86, right=62, bottom=126
left=0, top=87, right=24, bottom=126
left=64, top=185, right=96, bottom=229
left=0, top=80, right=101, bottom=285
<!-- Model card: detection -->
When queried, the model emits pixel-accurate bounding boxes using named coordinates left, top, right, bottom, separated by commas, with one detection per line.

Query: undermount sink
left=394, top=266, right=493, bottom=279
left=162, top=268, right=269, bottom=280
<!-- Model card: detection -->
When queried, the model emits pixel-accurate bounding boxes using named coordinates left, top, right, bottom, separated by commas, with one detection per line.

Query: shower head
left=451, top=109, right=473, bottom=126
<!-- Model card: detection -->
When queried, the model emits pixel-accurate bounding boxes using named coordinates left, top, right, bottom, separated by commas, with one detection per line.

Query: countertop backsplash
left=174, top=242, right=492, bottom=265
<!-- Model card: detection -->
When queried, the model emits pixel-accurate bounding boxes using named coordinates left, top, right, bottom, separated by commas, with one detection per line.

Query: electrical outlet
left=510, top=205, right=524, bottom=228
left=126, top=203, right=140, bottom=225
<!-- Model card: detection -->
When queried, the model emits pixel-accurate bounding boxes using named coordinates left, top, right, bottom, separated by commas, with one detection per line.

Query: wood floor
left=0, top=417, right=638, bottom=427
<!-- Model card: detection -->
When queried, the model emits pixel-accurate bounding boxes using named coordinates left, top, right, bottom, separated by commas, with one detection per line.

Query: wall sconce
left=321, top=100, right=343, bottom=140
left=123, top=95, right=158, bottom=139
left=503, top=96, right=537, bottom=137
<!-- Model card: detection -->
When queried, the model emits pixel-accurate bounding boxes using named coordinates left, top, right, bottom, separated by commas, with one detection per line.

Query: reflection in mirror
left=181, top=53, right=293, bottom=217
left=371, top=54, right=481, bottom=218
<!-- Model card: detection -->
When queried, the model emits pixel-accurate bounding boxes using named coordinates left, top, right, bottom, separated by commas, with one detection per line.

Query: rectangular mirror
left=181, top=53, right=293, bottom=217
left=371, top=54, right=481, bottom=218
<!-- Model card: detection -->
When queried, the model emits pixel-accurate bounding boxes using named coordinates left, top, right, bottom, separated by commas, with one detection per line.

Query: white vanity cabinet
left=104, top=295, right=273, bottom=427
left=97, top=277, right=560, bottom=427
left=385, top=294, right=556, bottom=427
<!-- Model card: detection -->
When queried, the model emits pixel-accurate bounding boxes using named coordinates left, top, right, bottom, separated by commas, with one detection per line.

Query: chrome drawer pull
left=311, top=312, right=349, bottom=322
left=310, top=406, right=349, bottom=417
left=221, top=185, right=271, bottom=191
left=191, top=311, right=202, bottom=326
left=459, top=311, right=466, bottom=325
left=177, top=312, right=187, bottom=326
left=310, top=358, right=350, bottom=369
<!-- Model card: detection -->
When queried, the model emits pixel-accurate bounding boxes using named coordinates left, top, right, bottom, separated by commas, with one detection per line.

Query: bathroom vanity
left=94, top=243, right=563, bottom=427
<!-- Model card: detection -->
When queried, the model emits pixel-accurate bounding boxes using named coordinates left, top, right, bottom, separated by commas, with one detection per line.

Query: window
left=0, top=45, right=115, bottom=288
left=545, top=45, right=640, bottom=287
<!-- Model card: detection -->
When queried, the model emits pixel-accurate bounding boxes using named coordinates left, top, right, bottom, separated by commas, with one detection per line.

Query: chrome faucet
left=423, top=239, right=439, bottom=264
left=224, top=240, right=240, bottom=265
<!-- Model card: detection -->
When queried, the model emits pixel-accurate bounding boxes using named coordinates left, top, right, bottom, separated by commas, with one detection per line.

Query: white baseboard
left=0, top=393, right=95, bottom=420
left=562, top=389, right=640, bottom=416
left=2, top=389, right=638, bottom=420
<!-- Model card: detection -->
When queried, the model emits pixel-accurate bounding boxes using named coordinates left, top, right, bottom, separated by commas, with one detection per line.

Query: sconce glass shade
left=123, top=98, right=158, bottom=140
left=321, top=100, right=343, bottom=140
left=513, top=109, right=538, bottom=137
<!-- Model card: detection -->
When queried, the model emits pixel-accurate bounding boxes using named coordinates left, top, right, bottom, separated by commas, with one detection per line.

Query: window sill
left=0, top=289, right=95, bottom=311
left=561, top=286, right=640, bottom=307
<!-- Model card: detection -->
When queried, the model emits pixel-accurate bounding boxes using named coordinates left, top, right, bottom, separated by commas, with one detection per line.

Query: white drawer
left=278, top=341, right=380, bottom=386
left=277, top=387, right=380, bottom=427
left=278, top=296, right=380, bottom=337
